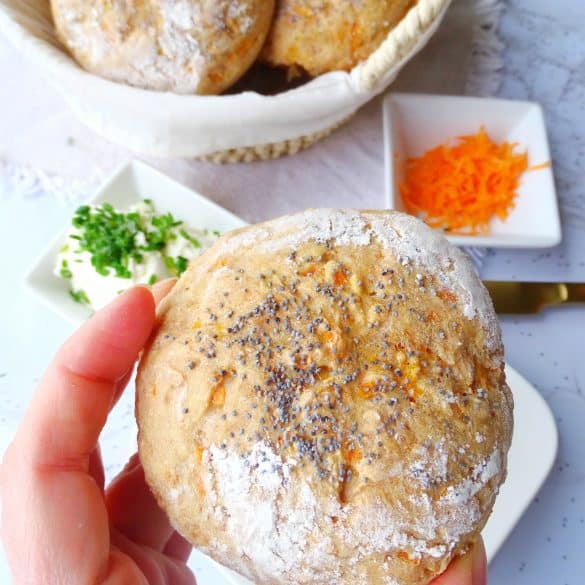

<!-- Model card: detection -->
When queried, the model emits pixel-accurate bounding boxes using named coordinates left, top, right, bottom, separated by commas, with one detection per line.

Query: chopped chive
left=148, top=274, right=158, bottom=285
left=65, top=201, right=198, bottom=286
left=70, top=289, right=90, bottom=305
left=59, top=259, right=73, bottom=279
left=164, top=256, right=176, bottom=271
left=212, top=229, right=221, bottom=237
left=164, top=256, right=188, bottom=276
left=175, top=256, right=188, bottom=276
left=179, top=228, right=201, bottom=248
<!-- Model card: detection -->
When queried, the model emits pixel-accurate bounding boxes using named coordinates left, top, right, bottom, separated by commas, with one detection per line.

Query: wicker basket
left=0, top=0, right=453, bottom=162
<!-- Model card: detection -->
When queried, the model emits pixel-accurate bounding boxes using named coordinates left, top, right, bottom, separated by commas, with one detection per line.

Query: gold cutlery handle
left=566, top=284, right=585, bottom=304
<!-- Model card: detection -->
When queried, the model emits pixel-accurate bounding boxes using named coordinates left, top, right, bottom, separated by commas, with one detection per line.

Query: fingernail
left=472, top=539, right=487, bottom=585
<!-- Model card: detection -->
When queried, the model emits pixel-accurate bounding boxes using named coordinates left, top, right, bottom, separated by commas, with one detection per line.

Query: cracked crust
left=137, top=210, right=513, bottom=585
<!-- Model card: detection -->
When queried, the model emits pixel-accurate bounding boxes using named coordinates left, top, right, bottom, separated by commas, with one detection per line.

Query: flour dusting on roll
left=51, top=0, right=275, bottom=95
left=137, top=209, right=513, bottom=585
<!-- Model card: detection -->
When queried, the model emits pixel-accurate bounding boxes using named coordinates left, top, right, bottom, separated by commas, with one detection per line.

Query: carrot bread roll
left=261, top=0, right=413, bottom=76
left=137, top=209, right=513, bottom=585
left=51, top=0, right=275, bottom=94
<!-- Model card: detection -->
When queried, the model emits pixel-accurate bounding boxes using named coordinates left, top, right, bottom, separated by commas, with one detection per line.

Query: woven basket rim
left=360, top=0, right=453, bottom=91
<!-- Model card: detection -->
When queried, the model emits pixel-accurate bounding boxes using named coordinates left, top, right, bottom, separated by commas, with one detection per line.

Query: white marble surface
left=481, top=1, right=585, bottom=584
left=0, top=0, right=584, bottom=584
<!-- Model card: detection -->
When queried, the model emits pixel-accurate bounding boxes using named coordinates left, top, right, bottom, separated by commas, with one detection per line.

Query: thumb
left=432, top=538, right=487, bottom=585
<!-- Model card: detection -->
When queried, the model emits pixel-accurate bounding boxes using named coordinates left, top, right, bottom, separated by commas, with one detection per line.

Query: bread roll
left=137, top=209, right=513, bottom=585
left=50, top=0, right=275, bottom=95
left=260, top=0, right=413, bottom=76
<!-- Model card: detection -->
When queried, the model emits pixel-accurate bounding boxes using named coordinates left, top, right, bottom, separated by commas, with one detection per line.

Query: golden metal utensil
left=484, top=282, right=585, bottom=315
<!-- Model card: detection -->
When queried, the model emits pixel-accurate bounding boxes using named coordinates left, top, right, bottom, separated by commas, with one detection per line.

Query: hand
left=1, top=285, right=487, bottom=585
left=431, top=539, right=487, bottom=585
left=1, top=283, right=194, bottom=584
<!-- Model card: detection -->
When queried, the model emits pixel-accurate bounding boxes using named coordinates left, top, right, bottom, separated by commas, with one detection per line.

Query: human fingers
left=106, top=279, right=178, bottom=550
left=111, top=530, right=196, bottom=585
left=19, top=286, right=155, bottom=474
left=1, top=287, right=156, bottom=584
left=431, top=538, right=487, bottom=585
left=89, top=443, right=105, bottom=492
left=152, top=278, right=177, bottom=306
left=106, top=454, right=175, bottom=551
left=108, top=279, right=177, bottom=412
left=163, top=532, right=193, bottom=563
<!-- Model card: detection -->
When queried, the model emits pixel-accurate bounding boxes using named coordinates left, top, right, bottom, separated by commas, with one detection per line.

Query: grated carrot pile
left=399, top=127, right=545, bottom=235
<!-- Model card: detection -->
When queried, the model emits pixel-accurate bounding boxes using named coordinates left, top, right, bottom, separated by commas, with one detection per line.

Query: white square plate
left=24, top=161, right=247, bottom=325
left=214, top=363, right=559, bottom=584
left=383, top=93, right=562, bottom=248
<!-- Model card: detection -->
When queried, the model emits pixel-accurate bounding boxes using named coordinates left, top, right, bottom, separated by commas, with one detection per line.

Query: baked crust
left=261, top=0, right=413, bottom=76
left=50, top=0, right=275, bottom=94
left=137, top=209, right=513, bottom=585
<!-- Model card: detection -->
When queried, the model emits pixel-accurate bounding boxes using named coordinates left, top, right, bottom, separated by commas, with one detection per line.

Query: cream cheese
left=55, top=200, right=219, bottom=310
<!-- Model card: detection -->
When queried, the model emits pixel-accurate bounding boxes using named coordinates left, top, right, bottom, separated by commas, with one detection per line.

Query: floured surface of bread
left=137, top=209, right=513, bottom=585
left=50, top=0, right=275, bottom=94
left=261, top=0, right=413, bottom=76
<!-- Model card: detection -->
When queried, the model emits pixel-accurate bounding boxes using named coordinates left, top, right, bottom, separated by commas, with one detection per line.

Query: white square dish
left=24, top=160, right=247, bottom=325
left=383, top=93, right=562, bottom=248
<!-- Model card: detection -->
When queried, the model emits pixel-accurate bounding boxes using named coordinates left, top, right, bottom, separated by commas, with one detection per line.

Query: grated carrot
left=528, top=161, right=552, bottom=172
left=399, top=127, right=548, bottom=235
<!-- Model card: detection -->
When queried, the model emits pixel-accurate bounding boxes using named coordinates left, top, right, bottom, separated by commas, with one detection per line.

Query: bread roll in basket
left=0, top=0, right=452, bottom=161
